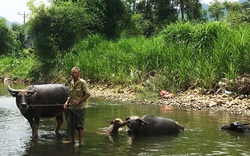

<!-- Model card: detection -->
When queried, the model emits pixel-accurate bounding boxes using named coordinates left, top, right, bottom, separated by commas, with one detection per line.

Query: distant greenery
left=209, top=0, right=250, bottom=23
left=1, top=22, right=250, bottom=99
left=0, top=18, right=26, bottom=56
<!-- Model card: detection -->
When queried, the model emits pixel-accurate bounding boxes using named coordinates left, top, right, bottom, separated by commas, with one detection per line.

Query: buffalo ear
left=27, top=92, right=35, bottom=97
left=137, top=119, right=147, bottom=126
left=27, top=86, right=35, bottom=96
left=125, top=118, right=131, bottom=124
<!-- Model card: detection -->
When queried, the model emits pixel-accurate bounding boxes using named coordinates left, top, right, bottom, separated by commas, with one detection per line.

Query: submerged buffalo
left=125, top=115, right=184, bottom=136
left=221, top=121, right=250, bottom=133
left=8, top=84, right=69, bottom=138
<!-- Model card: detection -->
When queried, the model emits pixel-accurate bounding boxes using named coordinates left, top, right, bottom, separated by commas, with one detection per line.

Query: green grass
left=1, top=21, right=250, bottom=99
left=0, top=56, right=36, bottom=79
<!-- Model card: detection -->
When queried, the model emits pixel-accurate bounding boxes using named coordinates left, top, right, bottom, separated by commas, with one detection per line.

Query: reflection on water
left=0, top=96, right=31, bottom=155
left=0, top=83, right=249, bottom=155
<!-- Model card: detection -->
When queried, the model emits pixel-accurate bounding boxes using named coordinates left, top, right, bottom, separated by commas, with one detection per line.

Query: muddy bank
left=90, top=85, right=250, bottom=117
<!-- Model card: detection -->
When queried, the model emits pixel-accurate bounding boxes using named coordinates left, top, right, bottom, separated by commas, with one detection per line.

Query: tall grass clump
left=0, top=56, right=36, bottom=79
left=60, top=22, right=250, bottom=96
left=63, top=35, right=152, bottom=84
left=158, top=22, right=250, bottom=91
left=211, top=24, right=250, bottom=81
left=0, top=56, right=13, bottom=77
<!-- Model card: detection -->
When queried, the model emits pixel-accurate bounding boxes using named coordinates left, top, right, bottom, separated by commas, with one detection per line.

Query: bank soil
left=90, top=75, right=250, bottom=117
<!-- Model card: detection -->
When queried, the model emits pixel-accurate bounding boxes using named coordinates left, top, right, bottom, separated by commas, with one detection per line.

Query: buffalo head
left=8, top=85, right=35, bottom=112
left=125, top=116, right=147, bottom=135
left=221, top=121, right=250, bottom=133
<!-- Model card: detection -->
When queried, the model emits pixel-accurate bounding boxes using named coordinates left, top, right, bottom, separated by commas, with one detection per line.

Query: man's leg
left=71, top=132, right=75, bottom=144
left=78, top=129, right=83, bottom=145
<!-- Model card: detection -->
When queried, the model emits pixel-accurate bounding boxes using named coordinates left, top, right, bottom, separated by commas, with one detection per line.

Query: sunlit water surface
left=0, top=83, right=249, bottom=155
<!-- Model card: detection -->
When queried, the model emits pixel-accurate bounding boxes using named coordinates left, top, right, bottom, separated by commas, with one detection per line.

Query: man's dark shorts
left=67, top=109, right=85, bottom=134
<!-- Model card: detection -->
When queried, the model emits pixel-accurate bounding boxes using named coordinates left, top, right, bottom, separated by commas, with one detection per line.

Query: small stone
left=208, top=101, right=217, bottom=107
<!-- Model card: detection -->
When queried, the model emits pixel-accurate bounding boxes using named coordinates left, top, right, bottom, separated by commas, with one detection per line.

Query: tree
left=28, top=1, right=103, bottom=68
left=179, top=0, right=184, bottom=21
left=154, top=0, right=178, bottom=24
left=135, top=0, right=155, bottom=36
left=52, top=0, right=130, bottom=40
left=0, top=18, right=15, bottom=55
left=185, top=0, right=203, bottom=21
left=11, top=24, right=26, bottom=55
left=208, top=0, right=225, bottom=21
left=102, top=0, right=131, bottom=39
left=126, top=0, right=136, bottom=14
left=200, top=9, right=209, bottom=22
left=224, top=1, right=250, bottom=24
left=241, top=1, right=250, bottom=23
left=133, top=0, right=179, bottom=36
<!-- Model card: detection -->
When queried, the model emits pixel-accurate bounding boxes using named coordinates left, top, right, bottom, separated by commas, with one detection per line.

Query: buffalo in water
left=107, top=115, right=184, bottom=137
left=221, top=121, right=250, bottom=133
left=125, top=115, right=184, bottom=136
left=8, top=84, right=69, bottom=138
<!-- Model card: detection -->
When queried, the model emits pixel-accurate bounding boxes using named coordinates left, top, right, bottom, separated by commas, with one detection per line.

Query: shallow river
left=0, top=83, right=249, bottom=155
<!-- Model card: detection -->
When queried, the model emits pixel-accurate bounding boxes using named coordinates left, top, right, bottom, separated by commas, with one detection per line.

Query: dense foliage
left=0, top=18, right=25, bottom=56
left=2, top=22, right=250, bottom=97
left=1, top=0, right=250, bottom=98
left=59, top=22, right=250, bottom=92
left=0, top=18, right=13, bottom=55
left=27, top=1, right=103, bottom=71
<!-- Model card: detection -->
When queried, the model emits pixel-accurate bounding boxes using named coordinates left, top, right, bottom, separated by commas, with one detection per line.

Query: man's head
left=71, top=67, right=80, bottom=81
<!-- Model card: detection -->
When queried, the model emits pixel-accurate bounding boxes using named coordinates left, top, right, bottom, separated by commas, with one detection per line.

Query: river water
left=0, top=83, right=249, bottom=155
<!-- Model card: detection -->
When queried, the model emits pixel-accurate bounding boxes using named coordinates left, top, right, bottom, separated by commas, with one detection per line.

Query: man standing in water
left=64, top=67, right=90, bottom=145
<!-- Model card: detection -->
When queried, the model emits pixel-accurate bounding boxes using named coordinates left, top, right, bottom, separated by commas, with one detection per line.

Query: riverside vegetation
left=1, top=22, right=250, bottom=116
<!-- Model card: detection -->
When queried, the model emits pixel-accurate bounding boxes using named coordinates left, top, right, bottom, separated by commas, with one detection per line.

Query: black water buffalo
left=8, top=84, right=69, bottom=138
left=221, top=121, right=250, bottom=133
left=125, top=115, right=184, bottom=136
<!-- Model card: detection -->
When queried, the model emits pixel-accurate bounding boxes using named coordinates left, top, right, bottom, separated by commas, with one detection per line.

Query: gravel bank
left=90, top=85, right=250, bottom=117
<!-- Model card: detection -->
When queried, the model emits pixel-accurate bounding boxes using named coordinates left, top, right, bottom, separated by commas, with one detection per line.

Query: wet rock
left=208, top=101, right=217, bottom=107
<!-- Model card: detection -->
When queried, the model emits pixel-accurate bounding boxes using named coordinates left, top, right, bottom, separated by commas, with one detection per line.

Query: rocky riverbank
left=90, top=85, right=250, bottom=117
left=2, top=74, right=250, bottom=117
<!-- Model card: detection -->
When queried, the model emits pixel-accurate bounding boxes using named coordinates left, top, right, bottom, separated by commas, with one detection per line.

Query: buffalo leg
left=27, top=118, right=35, bottom=137
left=55, top=114, right=63, bottom=136
left=64, top=109, right=69, bottom=123
left=33, top=117, right=40, bottom=138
